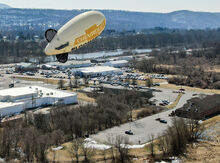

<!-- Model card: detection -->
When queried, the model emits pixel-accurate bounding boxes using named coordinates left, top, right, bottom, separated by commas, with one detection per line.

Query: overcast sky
left=1, top=0, right=220, bottom=13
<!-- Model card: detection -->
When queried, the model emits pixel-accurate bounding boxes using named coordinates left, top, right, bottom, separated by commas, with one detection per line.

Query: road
left=91, top=90, right=210, bottom=144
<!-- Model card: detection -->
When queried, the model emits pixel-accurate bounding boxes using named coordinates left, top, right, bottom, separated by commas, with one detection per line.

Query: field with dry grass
left=14, top=76, right=63, bottom=85
left=182, top=141, right=220, bottom=163
left=157, top=64, right=220, bottom=73
left=47, top=142, right=151, bottom=162
left=182, top=116, right=220, bottom=163
left=158, top=83, right=220, bottom=94
left=76, top=92, right=96, bottom=103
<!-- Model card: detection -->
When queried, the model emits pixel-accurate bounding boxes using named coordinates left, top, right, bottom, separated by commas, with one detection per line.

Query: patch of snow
left=84, top=138, right=111, bottom=150
left=170, top=157, right=182, bottom=163
left=172, top=159, right=182, bottom=163
left=160, top=82, right=168, bottom=85
left=84, top=138, right=147, bottom=150
left=126, top=144, right=146, bottom=149
left=0, top=157, right=5, bottom=162
left=155, top=157, right=182, bottom=163
left=52, top=146, right=63, bottom=151
left=198, top=120, right=203, bottom=124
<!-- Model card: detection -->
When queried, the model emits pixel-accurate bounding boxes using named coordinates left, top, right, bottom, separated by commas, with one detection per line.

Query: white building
left=72, top=66, right=123, bottom=78
left=47, top=60, right=92, bottom=70
left=0, top=86, right=77, bottom=117
left=103, top=60, right=128, bottom=68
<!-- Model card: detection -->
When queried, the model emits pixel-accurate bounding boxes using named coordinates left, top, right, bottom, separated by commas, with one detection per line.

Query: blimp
left=44, top=11, right=106, bottom=63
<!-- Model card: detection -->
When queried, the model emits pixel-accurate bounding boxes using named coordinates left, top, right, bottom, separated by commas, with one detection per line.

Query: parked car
left=9, top=83, right=14, bottom=88
left=153, top=83, right=160, bottom=86
left=159, top=119, right=167, bottom=124
left=125, top=130, right=134, bottom=135
left=159, top=103, right=166, bottom=106
left=162, top=100, right=170, bottom=105
left=155, top=118, right=161, bottom=121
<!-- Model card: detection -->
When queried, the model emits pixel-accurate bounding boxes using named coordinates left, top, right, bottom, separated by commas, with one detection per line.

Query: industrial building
left=0, top=86, right=77, bottom=117
left=47, top=60, right=92, bottom=70
left=103, top=60, right=128, bottom=68
left=175, top=94, right=220, bottom=120
left=15, top=62, right=38, bottom=72
left=72, top=66, right=123, bottom=78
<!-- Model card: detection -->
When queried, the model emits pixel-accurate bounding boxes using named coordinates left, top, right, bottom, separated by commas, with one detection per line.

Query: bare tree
left=149, top=134, right=155, bottom=157
left=68, top=138, right=83, bottom=163
left=101, top=148, right=108, bottom=163
left=58, top=79, right=65, bottom=89
left=157, top=134, right=168, bottom=156
left=81, top=140, right=94, bottom=163
left=146, top=78, right=153, bottom=88
left=69, top=79, right=73, bottom=89
left=162, top=117, right=204, bottom=156
left=114, top=135, right=131, bottom=163
left=107, top=134, right=117, bottom=162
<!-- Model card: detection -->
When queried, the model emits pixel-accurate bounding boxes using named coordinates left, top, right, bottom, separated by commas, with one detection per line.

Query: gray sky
left=1, top=0, right=220, bottom=13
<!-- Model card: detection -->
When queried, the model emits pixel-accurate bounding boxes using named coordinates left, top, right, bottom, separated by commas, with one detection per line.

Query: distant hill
left=0, top=3, right=11, bottom=9
left=0, top=8, right=220, bottom=32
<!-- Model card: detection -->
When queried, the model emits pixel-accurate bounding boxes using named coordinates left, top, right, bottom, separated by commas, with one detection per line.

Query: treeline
left=0, top=40, right=47, bottom=63
left=1, top=29, right=220, bottom=63
left=0, top=90, right=156, bottom=162
left=74, top=29, right=220, bottom=53
left=133, top=43, right=220, bottom=89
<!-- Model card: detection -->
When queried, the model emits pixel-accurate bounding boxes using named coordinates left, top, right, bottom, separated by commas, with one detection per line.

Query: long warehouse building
left=72, top=66, right=123, bottom=78
left=0, top=86, right=77, bottom=117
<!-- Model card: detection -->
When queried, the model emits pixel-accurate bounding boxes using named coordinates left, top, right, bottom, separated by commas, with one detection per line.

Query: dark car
left=159, top=119, right=167, bottom=124
left=155, top=118, right=161, bottom=121
left=153, top=83, right=160, bottom=86
left=9, top=84, right=14, bottom=88
left=159, top=103, right=166, bottom=106
left=125, top=130, right=133, bottom=135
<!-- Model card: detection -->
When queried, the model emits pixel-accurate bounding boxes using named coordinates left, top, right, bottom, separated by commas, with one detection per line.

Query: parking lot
left=91, top=90, right=206, bottom=144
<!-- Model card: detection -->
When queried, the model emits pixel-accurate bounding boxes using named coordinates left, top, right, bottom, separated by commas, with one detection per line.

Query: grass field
left=77, top=92, right=96, bottom=103
left=158, top=83, right=220, bottom=94
left=14, top=76, right=64, bottom=85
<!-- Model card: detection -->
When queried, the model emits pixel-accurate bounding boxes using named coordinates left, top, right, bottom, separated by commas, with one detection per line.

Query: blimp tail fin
left=56, top=53, right=68, bottom=63
left=45, top=29, right=57, bottom=42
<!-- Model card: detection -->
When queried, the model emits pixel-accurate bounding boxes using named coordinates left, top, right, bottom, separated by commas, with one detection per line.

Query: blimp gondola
left=44, top=11, right=106, bottom=63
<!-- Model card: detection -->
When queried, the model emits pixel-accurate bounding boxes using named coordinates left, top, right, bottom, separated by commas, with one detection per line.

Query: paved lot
left=91, top=90, right=209, bottom=144
left=150, top=88, right=178, bottom=105
left=0, top=74, right=57, bottom=89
